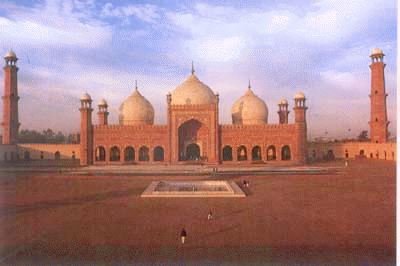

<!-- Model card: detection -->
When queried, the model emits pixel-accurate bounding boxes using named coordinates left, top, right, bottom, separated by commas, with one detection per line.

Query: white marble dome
left=231, top=88, right=268, bottom=125
left=98, top=99, right=107, bottom=106
left=81, top=93, right=91, bottom=101
left=119, top=88, right=154, bottom=125
left=371, top=48, right=383, bottom=55
left=170, top=74, right=217, bottom=105
left=279, top=99, right=288, bottom=105
left=295, top=92, right=305, bottom=100
left=5, top=50, right=16, bottom=59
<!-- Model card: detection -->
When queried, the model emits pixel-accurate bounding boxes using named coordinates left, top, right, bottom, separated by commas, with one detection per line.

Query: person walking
left=180, top=228, right=187, bottom=244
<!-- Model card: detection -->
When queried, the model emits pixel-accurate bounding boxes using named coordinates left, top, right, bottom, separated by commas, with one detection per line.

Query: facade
left=1, top=49, right=395, bottom=165
left=80, top=71, right=308, bottom=166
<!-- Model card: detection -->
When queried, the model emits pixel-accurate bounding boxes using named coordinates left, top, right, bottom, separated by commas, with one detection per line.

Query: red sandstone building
left=0, top=49, right=396, bottom=163
left=80, top=68, right=308, bottom=166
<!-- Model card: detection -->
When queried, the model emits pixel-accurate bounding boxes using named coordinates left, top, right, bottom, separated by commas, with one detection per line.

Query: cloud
left=194, top=36, right=246, bottom=62
left=101, top=3, right=160, bottom=23
left=0, top=0, right=112, bottom=48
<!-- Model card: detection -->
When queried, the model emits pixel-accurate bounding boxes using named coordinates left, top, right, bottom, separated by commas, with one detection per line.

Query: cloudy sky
left=0, top=0, right=397, bottom=140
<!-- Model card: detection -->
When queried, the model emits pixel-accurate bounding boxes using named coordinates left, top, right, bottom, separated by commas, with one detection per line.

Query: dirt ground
left=0, top=159, right=395, bottom=265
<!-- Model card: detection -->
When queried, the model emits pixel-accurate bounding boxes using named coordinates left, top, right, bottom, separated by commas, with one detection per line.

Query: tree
left=358, top=130, right=369, bottom=141
left=18, top=129, right=68, bottom=144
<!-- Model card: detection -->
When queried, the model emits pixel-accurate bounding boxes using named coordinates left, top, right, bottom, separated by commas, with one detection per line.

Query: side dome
left=231, top=87, right=268, bottom=125
left=170, top=74, right=217, bottom=105
left=119, top=88, right=154, bottom=126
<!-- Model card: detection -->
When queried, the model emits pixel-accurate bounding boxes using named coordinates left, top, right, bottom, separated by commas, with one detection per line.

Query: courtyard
left=0, top=159, right=395, bottom=265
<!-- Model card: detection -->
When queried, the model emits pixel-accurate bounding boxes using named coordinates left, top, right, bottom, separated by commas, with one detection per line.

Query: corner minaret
left=278, top=99, right=289, bottom=124
left=369, top=48, right=389, bottom=143
left=80, top=93, right=93, bottom=166
left=293, top=92, right=308, bottom=164
left=2, top=50, right=19, bottom=145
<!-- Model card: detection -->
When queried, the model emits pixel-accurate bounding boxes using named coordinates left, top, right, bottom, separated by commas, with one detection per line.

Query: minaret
left=278, top=99, right=289, bottom=124
left=293, top=92, right=308, bottom=164
left=97, top=99, right=109, bottom=126
left=369, top=48, right=389, bottom=143
left=2, top=50, right=19, bottom=145
left=79, top=93, right=93, bottom=166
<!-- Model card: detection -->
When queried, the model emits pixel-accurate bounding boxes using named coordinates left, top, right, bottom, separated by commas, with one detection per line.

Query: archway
left=252, top=146, right=262, bottom=161
left=326, top=150, right=334, bottom=161
left=186, top=143, right=200, bottom=160
left=96, top=147, right=106, bottom=161
left=110, top=146, right=120, bottom=161
left=237, top=146, right=247, bottom=161
left=281, top=145, right=291, bottom=161
left=178, top=119, right=202, bottom=161
left=124, top=146, right=135, bottom=161
left=222, top=146, right=233, bottom=161
left=24, top=151, right=30, bottom=161
left=139, top=146, right=149, bottom=161
left=267, top=146, right=276, bottom=161
left=154, top=146, right=164, bottom=161
left=55, top=151, right=61, bottom=160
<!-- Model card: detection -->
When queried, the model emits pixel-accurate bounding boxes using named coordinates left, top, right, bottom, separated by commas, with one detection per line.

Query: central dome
left=170, top=74, right=217, bottom=105
left=119, top=88, right=154, bottom=126
left=231, top=87, right=268, bottom=125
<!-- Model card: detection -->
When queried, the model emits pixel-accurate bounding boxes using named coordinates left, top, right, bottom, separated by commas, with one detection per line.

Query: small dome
left=119, top=88, right=154, bottom=126
left=231, top=88, right=268, bottom=125
left=279, top=99, right=288, bottom=105
left=5, top=50, right=16, bottom=59
left=295, top=92, right=305, bottom=100
left=170, top=74, right=217, bottom=105
left=98, top=99, right=107, bottom=106
left=81, top=93, right=91, bottom=101
left=371, top=48, right=383, bottom=56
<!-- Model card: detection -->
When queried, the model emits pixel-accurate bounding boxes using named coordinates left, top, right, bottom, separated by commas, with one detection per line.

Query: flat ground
left=0, top=160, right=395, bottom=265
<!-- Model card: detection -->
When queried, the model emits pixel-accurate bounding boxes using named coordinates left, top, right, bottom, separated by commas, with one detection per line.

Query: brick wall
left=308, top=142, right=396, bottom=161
left=17, top=144, right=80, bottom=160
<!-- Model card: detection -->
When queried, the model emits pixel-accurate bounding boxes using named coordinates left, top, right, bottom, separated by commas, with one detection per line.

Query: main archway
left=178, top=119, right=202, bottom=161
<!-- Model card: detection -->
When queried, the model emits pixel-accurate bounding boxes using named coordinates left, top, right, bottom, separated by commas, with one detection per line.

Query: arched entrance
left=186, top=143, right=200, bottom=160
left=24, top=151, right=30, bottom=161
left=178, top=119, right=202, bottom=161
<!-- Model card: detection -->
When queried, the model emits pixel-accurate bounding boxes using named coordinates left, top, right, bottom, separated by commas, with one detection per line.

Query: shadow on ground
left=0, top=187, right=145, bottom=216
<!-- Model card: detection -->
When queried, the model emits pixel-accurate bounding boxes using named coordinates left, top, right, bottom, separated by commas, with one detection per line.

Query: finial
left=135, top=80, right=138, bottom=91
left=248, top=79, right=251, bottom=90
left=191, top=61, right=195, bottom=75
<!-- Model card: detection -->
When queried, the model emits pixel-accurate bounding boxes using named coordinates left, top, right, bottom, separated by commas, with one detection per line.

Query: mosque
left=0, top=48, right=396, bottom=164
left=79, top=67, right=308, bottom=166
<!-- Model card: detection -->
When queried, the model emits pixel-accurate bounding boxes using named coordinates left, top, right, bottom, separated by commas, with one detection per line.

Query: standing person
left=345, top=160, right=348, bottom=167
left=180, top=228, right=187, bottom=244
left=208, top=210, right=213, bottom=220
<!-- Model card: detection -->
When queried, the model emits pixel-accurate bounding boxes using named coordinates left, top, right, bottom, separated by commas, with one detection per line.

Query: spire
left=191, top=61, right=195, bottom=75
left=248, top=79, right=251, bottom=90
left=135, top=80, right=138, bottom=91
